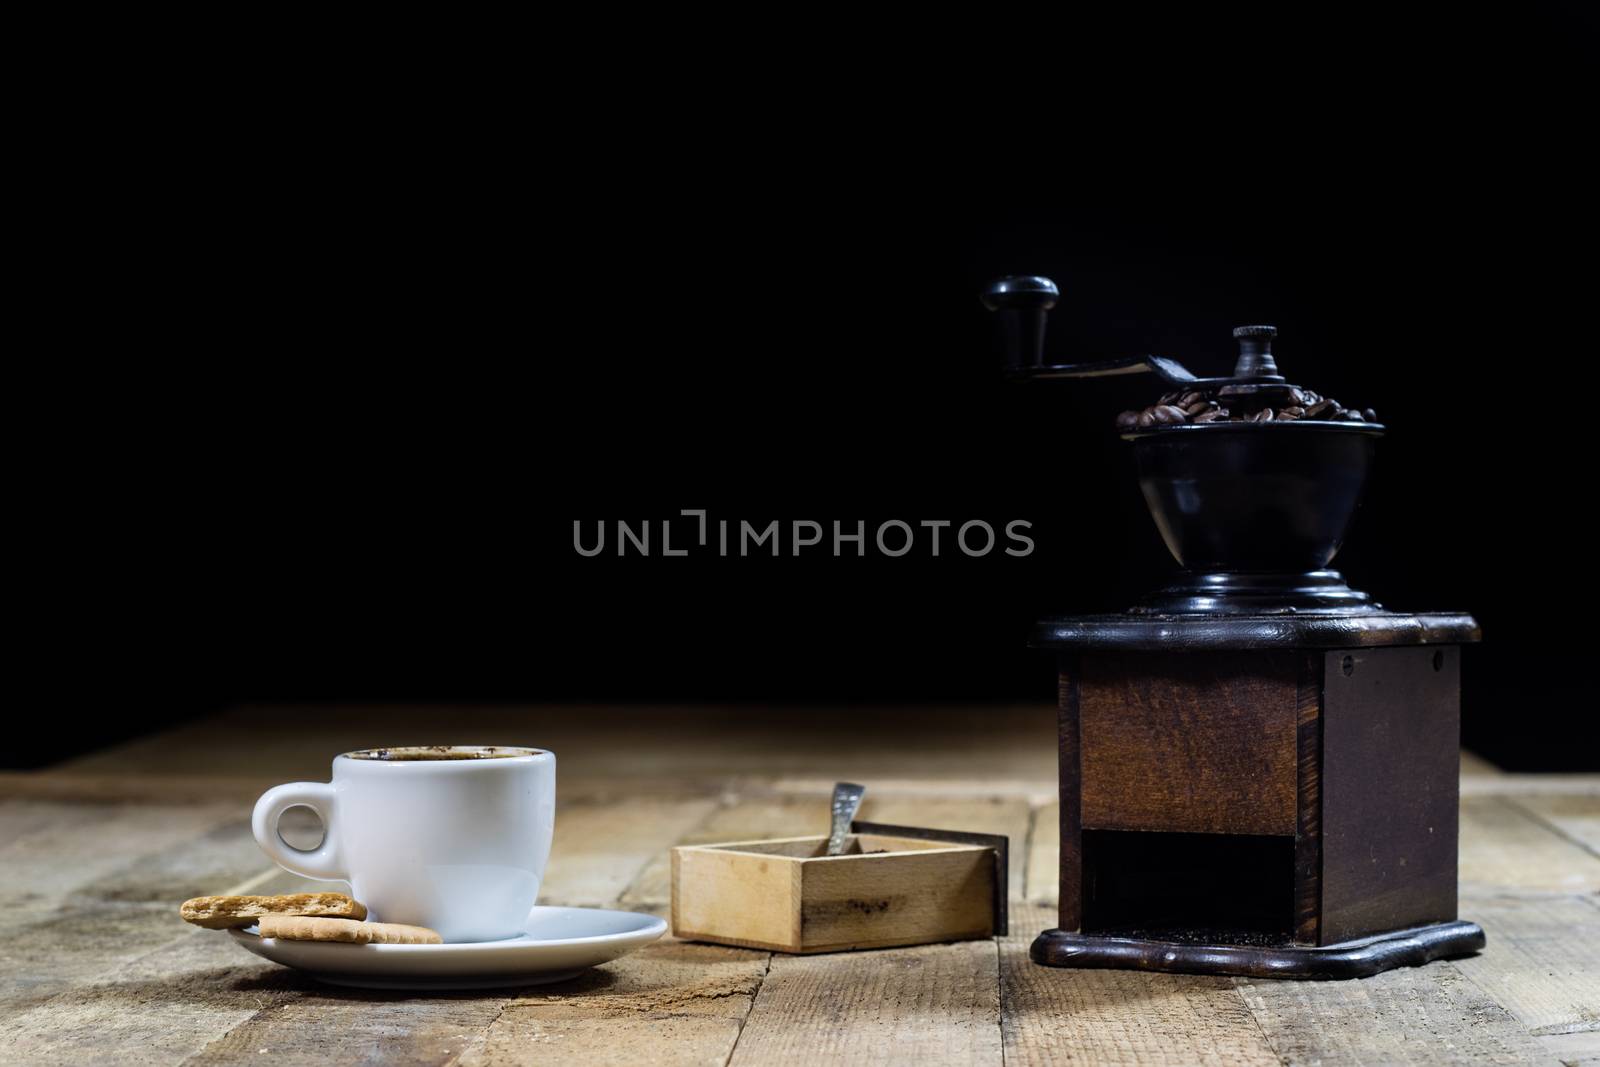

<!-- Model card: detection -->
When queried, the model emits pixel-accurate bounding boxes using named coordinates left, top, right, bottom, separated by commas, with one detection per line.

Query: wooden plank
left=0, top=802, right=238, bottom=912
left=4, top=878, right=757, bottom=1066
left=0, top=774, right=269, bottom=806
left=1078, top=652, right=1299, bottom=835
left=73, top=818, right=273, bottom=907
left=1238, top=960, right=1554, bottom=1064
left=683, top=793, right=832, bottom=839
left=1463, top=776, right=1600, bottom=798
left=464, top=1012, right=744, bottom=1067
left=765, top=778, right=1056, bottom=802
left=0, top=902, right=186, bottom=1020
left=728, top=940, right=1001, bottom=1066
left=0, top=799, right=110, bottom=848
left=211, top=869, right=331, bottom=898
left=1452, top=894, right=1600, bottom=1035
left=456, top=938, right=768, bottom=1066
left=540, top=795, right=717, bottom=907
left=0, top=796, right=329, bottom=1023
left=0, top=927, right=290, bottom=1065
left=1510, top=794, right=1600, bottom=856
left=622, top=793, right=831, bottom=907
left=503, top=935, right=768, bottom=1013
left=1024, top=801, right=1059, bottom=905
left=1460, top=750, right=1503, bottom=777
left=0, top=812, right=306, bottom=1021
left=1460, top=796, right=1600, bottom=895
left=999, top=903, right=1279, bottom=1066
left=1542, top=1028, right=1600, bottom=1065
left=187, top=986, right=507, bottom=1066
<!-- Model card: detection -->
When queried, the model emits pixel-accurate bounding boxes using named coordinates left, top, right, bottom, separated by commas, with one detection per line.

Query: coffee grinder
left=984, top=276, right=1484, bottom=979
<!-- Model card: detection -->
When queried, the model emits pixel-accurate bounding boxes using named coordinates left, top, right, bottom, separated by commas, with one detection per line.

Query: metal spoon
left=826, top=782, right=866, bottom=856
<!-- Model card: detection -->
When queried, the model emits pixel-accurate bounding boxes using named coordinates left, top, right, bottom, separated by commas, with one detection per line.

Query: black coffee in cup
left=345, top=745, right=542, bottom=762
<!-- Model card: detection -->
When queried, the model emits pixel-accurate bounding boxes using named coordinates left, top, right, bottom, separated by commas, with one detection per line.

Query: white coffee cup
left=252, top=745, right=556, bottom=943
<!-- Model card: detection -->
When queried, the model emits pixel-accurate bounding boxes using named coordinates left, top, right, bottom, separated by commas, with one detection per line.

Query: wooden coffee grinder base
left=1032, top=610, right=1484, bottom=980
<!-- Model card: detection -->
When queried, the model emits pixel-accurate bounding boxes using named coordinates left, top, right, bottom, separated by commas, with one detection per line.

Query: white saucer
left=227, top=905, right=667, bottom=989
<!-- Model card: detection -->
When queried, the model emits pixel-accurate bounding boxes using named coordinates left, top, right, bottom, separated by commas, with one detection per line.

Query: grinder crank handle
left=981, top=275, right=1223, bottom=387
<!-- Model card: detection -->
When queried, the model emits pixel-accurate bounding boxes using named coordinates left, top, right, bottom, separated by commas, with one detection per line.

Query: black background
left=24, top=10, right=1596, bottom=769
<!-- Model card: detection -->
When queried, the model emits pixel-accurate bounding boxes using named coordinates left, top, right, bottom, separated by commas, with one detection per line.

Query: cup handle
left=251, top=782, right=346, bottom=882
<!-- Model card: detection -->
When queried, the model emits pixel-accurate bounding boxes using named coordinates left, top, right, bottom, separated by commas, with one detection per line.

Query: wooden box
left=1032, top=637, right=1485, bottom=978
left=671, top=823, right=1008, bottom=954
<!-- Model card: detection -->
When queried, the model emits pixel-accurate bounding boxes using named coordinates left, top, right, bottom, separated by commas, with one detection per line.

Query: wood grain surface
left=1320, top=645, right=1463, bottom=944
left=673, top=835, right=996, bottom=953
left=1002, top=903, right=1282, bottom=1066
left=1078, top=653, right=1300, bottom=835
left=0, top=704, right=1593, bottom=1066
left=1293, top=651, right=1322, bottom=945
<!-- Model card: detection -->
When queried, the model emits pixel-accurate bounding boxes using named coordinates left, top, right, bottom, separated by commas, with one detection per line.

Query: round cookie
left=180, top=893, right=367, bottom=929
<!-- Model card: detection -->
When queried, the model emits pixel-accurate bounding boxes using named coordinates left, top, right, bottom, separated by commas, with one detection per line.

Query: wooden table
left=1, top=705, right=1596, bottom=1065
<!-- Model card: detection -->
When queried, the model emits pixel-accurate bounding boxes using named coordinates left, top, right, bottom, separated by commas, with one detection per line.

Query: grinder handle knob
left=981, top=276, right=1059, bottom=372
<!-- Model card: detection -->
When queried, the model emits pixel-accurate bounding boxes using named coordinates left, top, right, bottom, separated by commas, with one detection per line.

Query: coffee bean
left=1116, top=387, right=1373, bottom=428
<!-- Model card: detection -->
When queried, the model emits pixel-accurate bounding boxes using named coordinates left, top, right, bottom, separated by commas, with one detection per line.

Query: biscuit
left=258, top=915, right=442, bottom=944
left=259, top=916, right=371, bottom=942
left=360, top=921, right=443, bottom=944
left=179, top=892, right=367, bottom=929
